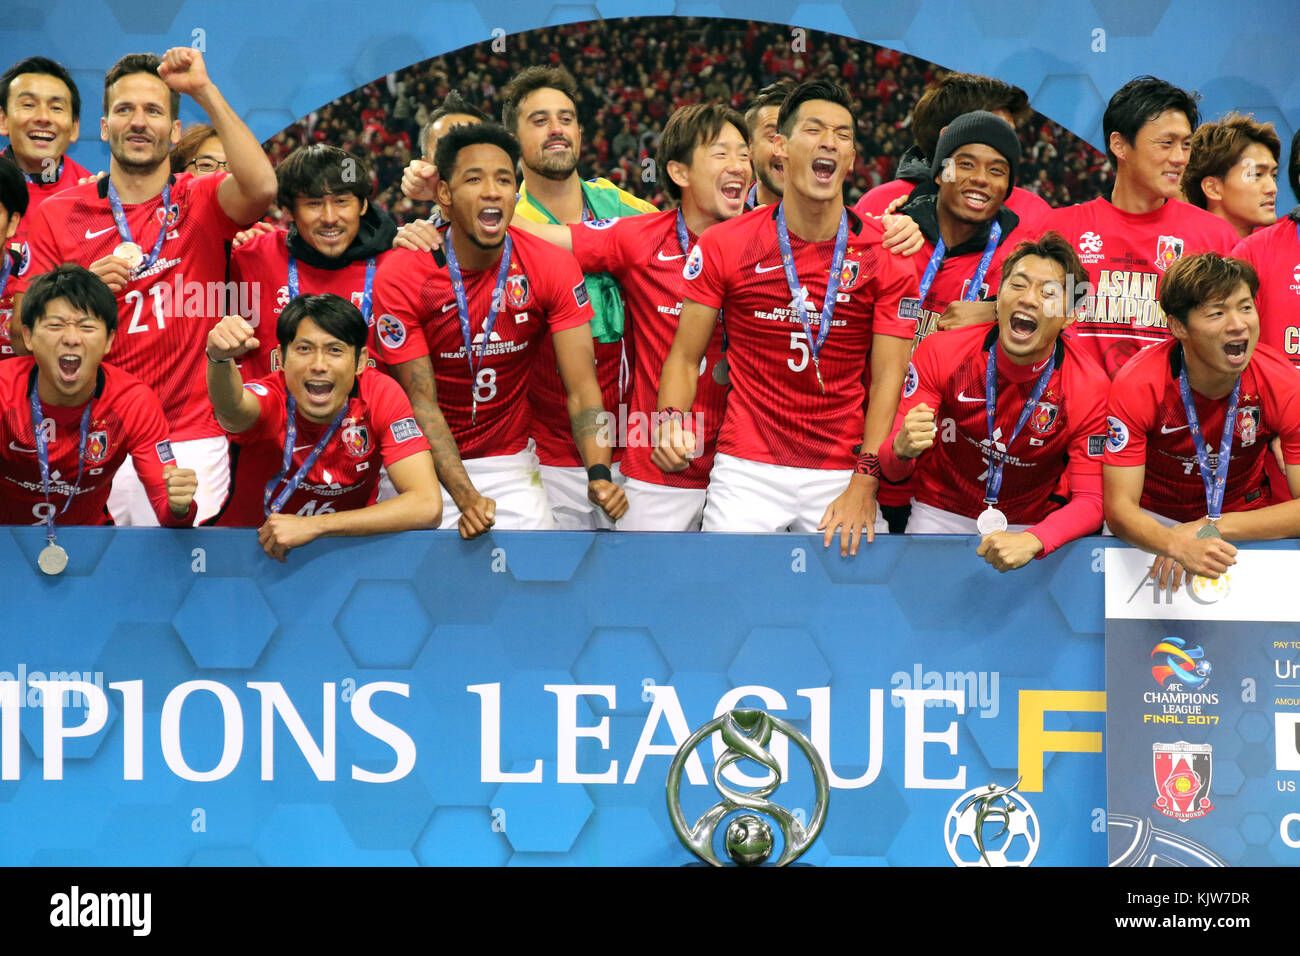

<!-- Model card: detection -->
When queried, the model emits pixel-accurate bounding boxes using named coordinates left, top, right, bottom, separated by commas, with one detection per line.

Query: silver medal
left=113, top=241, right=143, bottom=271
left=1195, top=522, right=1222, bottom=539
left=38, top=542, right=68, bottom=575
left=976, top=506, right=1008, bottom=535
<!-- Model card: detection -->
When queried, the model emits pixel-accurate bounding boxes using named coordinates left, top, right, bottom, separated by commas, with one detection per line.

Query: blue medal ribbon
left=0, top=251, right=12, bottom=304
left=106, top=179, right=171, bottom=273
left=263, top=395, right=348, bottom=516
left=29, top=374, right=93, bottom=540
left=775, top=202, right=848, bottom=394
left=288, top=256, right=376, bottom=321
left=1176, top=349, right=1241, bottom=522
left=917, top=220, right=1002, bottom=310
left=746, top=183, right=759, bottom=209
left=444, top=230, right=513, bottom=425
left=982, top=344, right=1056, bottom=505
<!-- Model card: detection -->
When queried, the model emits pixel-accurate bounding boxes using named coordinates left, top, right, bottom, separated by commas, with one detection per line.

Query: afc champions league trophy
left=665, top=708, right=829, bottom=867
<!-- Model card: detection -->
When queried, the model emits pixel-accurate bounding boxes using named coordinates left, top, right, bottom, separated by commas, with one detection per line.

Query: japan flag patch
left=683, top=245, right=703, bottom=281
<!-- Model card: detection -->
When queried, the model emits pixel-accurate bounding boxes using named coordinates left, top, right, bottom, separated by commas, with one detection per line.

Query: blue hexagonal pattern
left=335, top=581, right=433, bottom=669
left=173, top=578, right=278, bottom=669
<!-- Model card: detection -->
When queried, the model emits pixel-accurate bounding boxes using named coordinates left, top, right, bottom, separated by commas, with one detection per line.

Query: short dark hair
left=744, top=78, right=798, bottom=138
left=421, top=91, right=488, bottom=159
left=0, top=56, right=81, bottom=121
left=1182, top=114, right=1281, bottom=209
left=911, top=72, right=1031, bottom=159
left=1289, top=126, right=1300, bottom=198
left=434, top=122, right=520, bottom=185
left=1159, top=254, right=1259, bottom=324
left=277, top=293, right=368, bottom=361
left=276, top=144, right=372, bottom=209
left=104, top=53, right=180, bottom=122
left=999, top=232, right=1091, bottom=315
left=0, top=155, right=30, bottom=219
left=20, top=264, right=118, bottom=333
left=777, top=79, right=853, bottom=137
left=500, top=66, right=579, bottom=136
left=1103, top=75, right=1199, bottom=166
left=658, top=103, right=750, bottom=201
left=170, top=122, right=218, bottom=174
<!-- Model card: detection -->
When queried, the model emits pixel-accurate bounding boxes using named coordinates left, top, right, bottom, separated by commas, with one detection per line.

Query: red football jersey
left=856, top=181, right=1052, bottom=233
left=0, top=358, right=192, bottom=526
left=228, top=227, right=390, bottom=379
left=1232, top=216, right=1300, bottom=367
left=884, top=323, right=1108, bottom=531
left=0, top=246, right=23, bottom=357
left=369, top=226, right=592, bottom=459
left=1105, top=341, right=1300, bottom=522
left=3, top=150, right=92, bottom=247
left=569, top=210, right=727, bottom=489
left=16, top=172, right=244, bottom=439
left=684, top=204, right=916, bottom=469
left=527, top=323, right=627, bottom=468
left=1045, top=198, right=1239, bottom=378
left=219, top=369, right=428, bottom=527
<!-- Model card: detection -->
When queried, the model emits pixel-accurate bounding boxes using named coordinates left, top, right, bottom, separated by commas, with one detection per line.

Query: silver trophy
left=666, top=708, right=829, bottom=866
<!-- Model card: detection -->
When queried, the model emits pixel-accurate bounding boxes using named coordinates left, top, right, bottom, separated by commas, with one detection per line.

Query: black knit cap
left=931, top=110, right=1020, bottom=198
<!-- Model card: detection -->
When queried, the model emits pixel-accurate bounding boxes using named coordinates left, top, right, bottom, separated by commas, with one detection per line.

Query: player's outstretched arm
left=389, top=355, right=494, bottom=538
left=820, top=333, right=911, bottom=556
left=1214, top=463, right=1300, bottom=541
left=158, top=48, right=276, bottom=225
left=205, top=315, right=262, bottom=433
left=652, top=299, right=717, bottom=473
left=507, top=215, right=573, bottom=251
left=1104, top=463, right=1237, bottom=587
left=552, top=325, right=627, bottom=520
left=256, top=451, right=441, bottom=562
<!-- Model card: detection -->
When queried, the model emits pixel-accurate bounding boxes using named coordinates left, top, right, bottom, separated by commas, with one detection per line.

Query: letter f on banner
left=1017, top=690, right=1105, bottom=792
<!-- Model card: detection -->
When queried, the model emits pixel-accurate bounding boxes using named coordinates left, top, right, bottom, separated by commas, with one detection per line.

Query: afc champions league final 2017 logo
left=665, top=709, right=828, bottom=867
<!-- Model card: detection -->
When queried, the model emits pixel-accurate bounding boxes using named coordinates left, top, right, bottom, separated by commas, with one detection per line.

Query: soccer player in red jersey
left=854, top=72, right=1050, bottom=230
left=206, top=294, right=439, bottom=561
left=400, top=92, right=488, bottom=222
left=0, top=57, right=90, bottom=245
left=656, top=79, right=916, bottom=555
left=509, top=103, right=751, bottom=530
left=371, top=122, right=627, bottom=537
left=1232, top=129, right=1300, bottom=366
left=0, top=264, right=196, bottom=527
left=1104, top=254, right=1300, bottom=585
left=744, top=78, right=796, bottom=209
left=230, top=145, right=398, bottom=379
left=1183, top=114, right=1280, bottom=240
left=11, top=49, right=277, bottom=527
left=881, top=234, right=1108, bottom=570
left=1045, top=76, right=1239, bottom=379
left=0, top=157, right=28, bottom=357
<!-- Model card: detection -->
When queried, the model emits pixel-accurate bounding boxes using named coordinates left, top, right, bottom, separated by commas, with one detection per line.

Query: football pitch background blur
left=1, top=0, right=1298, bottom=865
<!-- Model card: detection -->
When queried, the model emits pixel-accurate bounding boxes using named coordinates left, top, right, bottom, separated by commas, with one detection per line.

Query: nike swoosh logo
left=293, top=444, right=313, bottom=453
left=956, top=391, right=985, bottom=403
left=754, top=263, right=783, bottom=274
left=1160, top=424, right=1190, bottom=434
left=85, top=225, right=118, bottom=240
left=441, top=302, right=457, bottom=313
left=657, top=251, right=684, bottom=262
left=8, top=441, right=37, bottom=454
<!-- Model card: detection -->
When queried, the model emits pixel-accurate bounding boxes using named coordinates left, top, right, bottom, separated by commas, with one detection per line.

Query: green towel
left=519, top=181, right=650, bottom=344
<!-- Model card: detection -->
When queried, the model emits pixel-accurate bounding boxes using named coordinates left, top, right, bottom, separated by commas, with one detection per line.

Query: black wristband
left=206, top=351, right=233, bottom=365
left=657, top=407, right=685, bottom=425
left=586, top=464, right=613, bottom=483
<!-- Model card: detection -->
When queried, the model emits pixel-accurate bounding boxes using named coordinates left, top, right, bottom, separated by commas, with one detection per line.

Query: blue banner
left=0, top=528, right=1106, bottom=866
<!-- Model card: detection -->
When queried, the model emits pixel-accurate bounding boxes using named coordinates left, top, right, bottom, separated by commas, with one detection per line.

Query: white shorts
left=702, top=453, right=889, bottom=534
left=539, top=461, right=625, bottom=530
left=619, top=476, right=706, bottom=532
left=441, top=441, right=554, bottom=531
left=906, top=500, right=1030, bottom=534
left=108, top=435, right=230, bottom=526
